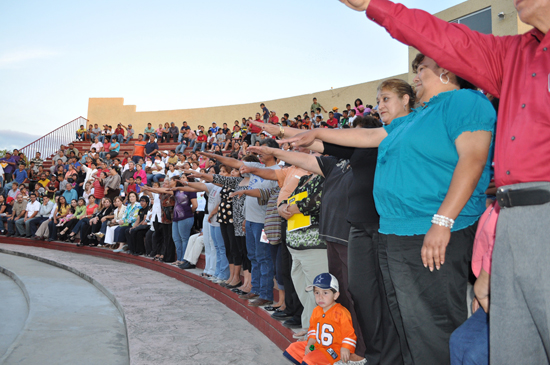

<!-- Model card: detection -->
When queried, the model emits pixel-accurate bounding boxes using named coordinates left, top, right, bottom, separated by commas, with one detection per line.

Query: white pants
left=183, top=233, right=204, bottom=265
left=288, top=247, right=328, bottom=329
left=202, top=215, right=216, bottom=275
left=104, top=225, right=118, bottom=244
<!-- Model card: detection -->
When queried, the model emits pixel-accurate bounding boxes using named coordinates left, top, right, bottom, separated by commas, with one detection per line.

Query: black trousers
left=235, top=235, right=250, bottom=271
left=220, top=222, right=238, bottom=265
left=153, top=220, right=176, bottom=262
left=280, top=220, right=303, bottom=319
left=144, top=229, right=155, bottom=255
left=348, top=223, right=403, bottom=364
left=327, top=240, right=366, bottom=357
left=378, top=224, right=476, bottom=365
left=126, top=225, right=149, bottom=254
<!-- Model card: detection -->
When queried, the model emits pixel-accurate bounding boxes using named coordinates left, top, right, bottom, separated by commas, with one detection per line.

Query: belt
left=496, top=187, right=550, bottom=208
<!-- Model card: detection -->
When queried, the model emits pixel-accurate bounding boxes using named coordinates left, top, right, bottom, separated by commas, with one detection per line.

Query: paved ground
left=0, top=243, right=284, bottom=365
left=0, top=253, right=128, bottom=364
left=0, top=271, right=28, bottom=359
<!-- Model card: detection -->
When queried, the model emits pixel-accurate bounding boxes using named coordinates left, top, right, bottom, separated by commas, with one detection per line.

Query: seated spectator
left=125, top=195, right=151, bottom=255
left=144, top=122, right=155, bottom=139
left=76, top=125, right=87, bottom=141
left=168, top=122, right=179, bottom=143
left=326, top=112, right=338, bottom=128
left=121, top=124, right=133, bottom=144
left=114, top=124, right=125, bottom=143
left=102, top=196, right=127, bottom=247
left=178, top=121, right=191, bottom=143
left=193, top=131, right=207, bottom=152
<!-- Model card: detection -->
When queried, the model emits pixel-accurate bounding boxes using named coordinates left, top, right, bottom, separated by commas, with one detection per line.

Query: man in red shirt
left=192, top=131, right=207, bottom=152
left=341, top=0, right=550, bottom=363
left=132, top=134, right=147, bottom=164
left=249, top=113, right=264, bottom=146
left=326, top=112, right=338, bottom=129
left=268, top=110, right=279, bottom=125
left=114, top=124, right=125, bottom=143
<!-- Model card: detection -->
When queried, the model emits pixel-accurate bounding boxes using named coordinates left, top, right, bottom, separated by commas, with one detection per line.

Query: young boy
left=284, top=273, right=365, bottom=365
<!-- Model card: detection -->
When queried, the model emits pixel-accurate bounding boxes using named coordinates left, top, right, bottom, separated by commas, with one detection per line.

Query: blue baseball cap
left=305, top=273, right=339, bottom=292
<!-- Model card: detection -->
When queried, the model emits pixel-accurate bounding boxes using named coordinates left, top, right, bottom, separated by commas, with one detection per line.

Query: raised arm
left=249, top=121, right=324, bottom=153
left=282, top=126, right=387, bottom=149
left=198, top=151, right=242, bottom=169
left=247, top=146, right=322, bottom=176
left=342, top=0, right=509, bottom=97
left=239, top=164, right=278, bottom=181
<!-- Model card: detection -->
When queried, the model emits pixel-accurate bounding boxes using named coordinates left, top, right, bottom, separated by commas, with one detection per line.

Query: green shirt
left=310, top=102, right=322, bottom=113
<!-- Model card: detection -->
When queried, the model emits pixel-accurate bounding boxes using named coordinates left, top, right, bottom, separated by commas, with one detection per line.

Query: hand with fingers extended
left=280, top=129, right=318, bottom=148
left=239, top=165, right=253, bottom=175
left=421, top=224, right=451, bottom=271
left=250, top=120, right=278, bottom=135
left=198, top=151, right=217, bottom=159
left=229, top=190, right=247, bottom=198
left=339, top=0, right=371, bottom=11
left=247, top=145, right=272, bottom=156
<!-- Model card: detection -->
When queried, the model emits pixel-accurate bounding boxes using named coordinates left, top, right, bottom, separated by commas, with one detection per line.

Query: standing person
left=260, top=103, right=269, bottom=123
left=285, top=56, right=496, bottom=365
left=310, top=97, right=327, bottom=114
left=132, top=134, right=147, bottom=164
left=249, top=113, right=264, bottom=146
left=104, top=168, right=121, bottom=201
left=340, top=1, right=550, bottom=363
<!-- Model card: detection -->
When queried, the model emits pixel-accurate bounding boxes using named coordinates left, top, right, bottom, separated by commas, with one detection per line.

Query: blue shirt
left=62, top=189, right=78, bottom=204
left=13, top=169, right=28, bottom=184
left=110, top=142, right=120, bottom=153
left=374, top=90, right=496, bottom=235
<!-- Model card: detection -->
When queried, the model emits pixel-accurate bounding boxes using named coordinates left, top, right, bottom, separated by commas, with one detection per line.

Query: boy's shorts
left=283, top=341, right=336, bottom=365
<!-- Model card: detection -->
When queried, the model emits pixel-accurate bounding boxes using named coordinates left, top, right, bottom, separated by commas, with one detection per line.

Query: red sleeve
left=366, top=0, right=514, bottom=98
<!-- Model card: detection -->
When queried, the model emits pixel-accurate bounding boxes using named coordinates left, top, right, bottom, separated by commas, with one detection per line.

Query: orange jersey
left=307, top=303, right=357, bottom=362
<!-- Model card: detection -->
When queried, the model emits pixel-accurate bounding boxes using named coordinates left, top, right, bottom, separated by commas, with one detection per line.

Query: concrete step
left=0, top=253, right=129, bottom=364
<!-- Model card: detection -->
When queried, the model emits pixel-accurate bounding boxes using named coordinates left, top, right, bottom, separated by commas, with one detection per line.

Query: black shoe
left=5, top=233, right=12, bottom=237
left=178, top=262, right=196, bottom=270
left=271, top=309, right=293, bottom=320
left=282, top=317, right=302, bottom=329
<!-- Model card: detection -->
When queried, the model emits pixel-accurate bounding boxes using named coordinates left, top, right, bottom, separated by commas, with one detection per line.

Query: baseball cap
left=305, top=273, right=339, bottom=292
left=7, top=197, right=14, bottom=204
left=163, top=150, right=169, bottom=154
left=332, top=107, right=339, bottom=111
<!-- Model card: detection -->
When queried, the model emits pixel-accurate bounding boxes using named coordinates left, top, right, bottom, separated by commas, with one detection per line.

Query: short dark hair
left=260, top=138, right=279, bottom=149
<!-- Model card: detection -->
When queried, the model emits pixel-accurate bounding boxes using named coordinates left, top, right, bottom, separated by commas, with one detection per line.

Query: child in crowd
left=284, top=273, right=364, bottom=365
left=57, top=207, right=76, bottom=227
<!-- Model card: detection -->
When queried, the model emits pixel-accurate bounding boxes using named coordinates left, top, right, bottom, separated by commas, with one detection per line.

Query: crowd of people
left=1, top=0, right=548, bottom=363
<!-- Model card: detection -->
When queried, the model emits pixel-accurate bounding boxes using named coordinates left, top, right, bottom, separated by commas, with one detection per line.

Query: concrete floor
left=0, top=243, right=284, bottom=365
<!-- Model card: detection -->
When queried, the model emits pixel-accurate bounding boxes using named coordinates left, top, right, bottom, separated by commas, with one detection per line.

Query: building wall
left=88, top=0, right=529, bottom=133
left=87, top=74, right=407, bottom=132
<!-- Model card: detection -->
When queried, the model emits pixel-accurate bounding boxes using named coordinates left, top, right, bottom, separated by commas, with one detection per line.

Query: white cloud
left=0, top=49, right=59, bottom=68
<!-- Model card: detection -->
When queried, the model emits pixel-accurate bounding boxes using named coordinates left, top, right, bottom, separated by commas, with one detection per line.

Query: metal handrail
left=20, top=116, right=89, bottom=160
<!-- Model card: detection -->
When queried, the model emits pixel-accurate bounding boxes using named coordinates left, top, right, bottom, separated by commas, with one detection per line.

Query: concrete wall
left=88, top=0, right=529, bottom=133
left=87, top=74, right=407, bottom=132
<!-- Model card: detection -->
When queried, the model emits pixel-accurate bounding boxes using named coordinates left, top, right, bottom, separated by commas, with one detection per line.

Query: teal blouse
left=374, top=89, right=496, bottom=236
left=122, top=202, right=140, bottom=226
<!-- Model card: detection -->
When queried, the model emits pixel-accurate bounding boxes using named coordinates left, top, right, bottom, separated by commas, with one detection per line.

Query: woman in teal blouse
left=284, top=54, right=496, bottom=364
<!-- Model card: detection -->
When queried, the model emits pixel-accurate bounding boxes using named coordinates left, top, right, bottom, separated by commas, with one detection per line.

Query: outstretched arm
left=198, top=151, right=243, bottom=169
left=239, top=164, right=278, bottom=181
left=247, top=146, right=321, bottom=176
left=281, top=127, right=387, bottom=149
left=248, top=121, right=324, bottom=153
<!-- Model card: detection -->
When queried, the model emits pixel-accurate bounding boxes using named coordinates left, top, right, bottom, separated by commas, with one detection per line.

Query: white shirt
left=25, top=200, right=41, bottom=218
left=151, top=160, right=165, bottom=175
left=150, top=192, right=162, bottom=223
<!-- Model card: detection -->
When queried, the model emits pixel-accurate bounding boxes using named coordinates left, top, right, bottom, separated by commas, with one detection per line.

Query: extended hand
left=340, top=348, right=351, bottom=363
left=247, top=146, right=271, bottom=156
left=250, top=120, right=278, bottom=135
left=421, top=224, right=451, bottom=271
left=239, top=165, right=252, bottom=175
left=229, top=190, right=246, bottom=198
left=339, top=0, right=371, bottom=11
left=280, top=130, right=317, bottom=148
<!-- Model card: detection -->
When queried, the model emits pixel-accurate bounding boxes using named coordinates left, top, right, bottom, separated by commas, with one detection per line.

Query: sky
left=0, top=0, right=465, bottom=151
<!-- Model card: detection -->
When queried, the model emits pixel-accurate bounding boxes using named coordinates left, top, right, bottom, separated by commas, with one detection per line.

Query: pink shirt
left=471, top=202, right=499, bottom=276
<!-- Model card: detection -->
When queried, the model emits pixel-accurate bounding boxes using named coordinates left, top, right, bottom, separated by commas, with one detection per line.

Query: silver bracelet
left=431, top=214, right=455, bottom=229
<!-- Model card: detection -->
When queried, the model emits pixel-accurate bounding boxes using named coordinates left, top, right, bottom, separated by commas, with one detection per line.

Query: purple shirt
left=173, top=191, right=196, bottom=221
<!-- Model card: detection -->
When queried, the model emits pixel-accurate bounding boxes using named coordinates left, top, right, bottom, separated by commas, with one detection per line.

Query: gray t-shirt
left=244, top=162, right=280, bottom=224
left=205, top=183, right=222, bottom=227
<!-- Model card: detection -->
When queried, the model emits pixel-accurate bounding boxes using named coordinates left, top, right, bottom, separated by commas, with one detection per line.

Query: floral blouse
left=212, top=174, right=248, bottom=236
left=122, top=202, right=140, bottom=226
left=281, top=174, right=326, bottom=250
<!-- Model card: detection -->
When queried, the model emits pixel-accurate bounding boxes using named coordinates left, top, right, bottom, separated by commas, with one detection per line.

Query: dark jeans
left=348, top=223, right=402, bottom=364
left=144, top=229, right=155, bottom=255
left=28, top=216, right=48, bottom=236
left=378, top=224, right=476, bottom=365
left=449, top=308, right=489, bottom=365
left=126, top=225, right=149, bottom=254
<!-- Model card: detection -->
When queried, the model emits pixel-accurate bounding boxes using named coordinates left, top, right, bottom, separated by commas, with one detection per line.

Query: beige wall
left=88, top=0, right=528, bottom=132
left=87, top=74, right=407, bottom=133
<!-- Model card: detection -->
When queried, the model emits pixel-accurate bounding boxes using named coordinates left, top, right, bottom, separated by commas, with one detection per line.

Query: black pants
left=193, top=211, right=204, bottom=234
left=378, top=224, right=476, bottom=365
left=220, top=222, right=238, bottom=265
left=126, top=225, right=149, bottom=254
left=145, top=229, right=155, bottom=256
left=348, top=223, right=403, bottom=364
left=235, top=235, right=250, bottom=271
left=280, top=220, right=303, bottom=319
left=327, top=240, right=366, bottom=357
left=153, top=220, right=176, bottom=262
